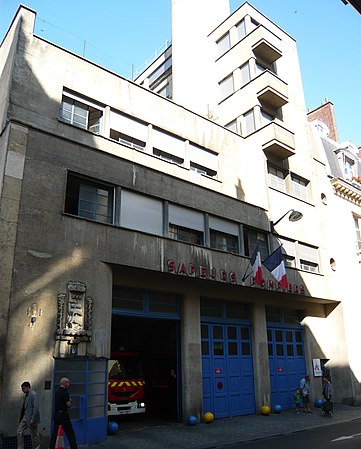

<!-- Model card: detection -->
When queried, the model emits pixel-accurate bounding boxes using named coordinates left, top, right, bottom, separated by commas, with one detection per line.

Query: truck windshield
left=108, top=358, right=142, bottom=379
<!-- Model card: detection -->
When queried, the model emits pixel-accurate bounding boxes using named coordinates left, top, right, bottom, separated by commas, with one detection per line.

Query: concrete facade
left=0, top=2, right=359, bottom=446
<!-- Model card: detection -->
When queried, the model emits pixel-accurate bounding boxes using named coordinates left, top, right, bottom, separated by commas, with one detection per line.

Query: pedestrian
left=293, top=387, right=301, bottom=413
left=299, top=374, right=312, bottom=413
left=17, top=381, right=40, bottom=449
left=322, top=375, right=333, bottom=415
left=49, top=377, right=78, bottom=449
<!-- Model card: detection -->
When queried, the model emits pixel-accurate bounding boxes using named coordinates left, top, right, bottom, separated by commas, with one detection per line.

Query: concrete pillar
left=251, top=303, right=271, bottom=410
left=181, top=292, right=203, bottom=421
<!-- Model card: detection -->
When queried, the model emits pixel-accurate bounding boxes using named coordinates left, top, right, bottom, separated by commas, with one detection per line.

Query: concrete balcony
left=255, top=71, right=288, bottom=109
left=258, top=122, right=295, bottom=159
left=249, top=26, right=282, bottom=64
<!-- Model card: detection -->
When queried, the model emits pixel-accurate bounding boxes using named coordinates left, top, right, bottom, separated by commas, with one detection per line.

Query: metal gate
left=53, top=358, right=108, bottom=445
left=201, top=323, right=255, bottom=418
left=268, top=326, right=306, bottom=409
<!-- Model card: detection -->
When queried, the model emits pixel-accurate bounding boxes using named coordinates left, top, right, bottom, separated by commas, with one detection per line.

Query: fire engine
left=108, top=351, right=146, bottom=416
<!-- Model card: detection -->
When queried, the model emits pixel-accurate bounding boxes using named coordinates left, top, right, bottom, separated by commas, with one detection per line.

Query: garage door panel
left=268, top=326, right=306, bottom=409
left=202, top=323, right=255, bottom=417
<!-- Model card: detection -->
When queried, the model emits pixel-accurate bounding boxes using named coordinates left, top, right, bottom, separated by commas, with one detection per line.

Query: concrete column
left=251, top=303, right=271, bottom=410
left=181, top=292, right=203, bottom=421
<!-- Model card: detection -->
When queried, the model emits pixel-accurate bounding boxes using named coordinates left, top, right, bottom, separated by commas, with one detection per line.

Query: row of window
left=268, top=164, right=309, bottom=202
left=65, top=172, right=320, bottom=272
left=216, top=16, right=259, bottom=57
left=59, top=90, right=218, bottom=178
left=219, top=58, right=276, bottom=101
left=225, top=105, right=282, bottom=136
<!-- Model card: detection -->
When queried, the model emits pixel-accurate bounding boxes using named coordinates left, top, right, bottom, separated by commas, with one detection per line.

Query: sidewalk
left=86, top=405, right=361, bottom=449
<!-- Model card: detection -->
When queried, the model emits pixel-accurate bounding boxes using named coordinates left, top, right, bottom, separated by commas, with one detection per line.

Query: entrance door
left=268, top=327, right=306, bottom=409
left=53, top=358, right=107, bottom=445
left=202, top=323, right=255, bottom=418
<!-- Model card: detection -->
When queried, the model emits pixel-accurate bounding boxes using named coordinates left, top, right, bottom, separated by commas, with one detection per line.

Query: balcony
left=259, top=122, right=295, bottom=159
left=255, top=71, right=288, bottom=109
left=249, top=26, right=282, bottom=64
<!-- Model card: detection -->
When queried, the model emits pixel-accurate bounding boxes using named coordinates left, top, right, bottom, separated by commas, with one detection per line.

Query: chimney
left=307, top=100, right=339, bottom=142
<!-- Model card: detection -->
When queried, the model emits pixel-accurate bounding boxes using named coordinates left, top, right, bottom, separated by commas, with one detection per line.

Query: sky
left=1, top=0, right=360, bottom=144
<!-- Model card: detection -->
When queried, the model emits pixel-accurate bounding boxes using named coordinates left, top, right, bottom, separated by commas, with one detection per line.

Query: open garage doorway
left=110, top=315, right=181, bottom=426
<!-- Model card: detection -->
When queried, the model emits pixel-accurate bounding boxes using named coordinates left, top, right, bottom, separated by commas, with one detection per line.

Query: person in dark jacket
left=17, top=381, right=40, bottom=449
left=49, top=377, right=78, bottom=449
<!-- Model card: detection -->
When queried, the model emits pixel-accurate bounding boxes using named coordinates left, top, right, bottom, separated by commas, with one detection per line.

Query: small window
left=354, top=215, right=361, bottom=252
left=110, top=129, right=146, bottom=151
left=210, top=229, right=239, bottom=254
left=154, top=148, right=184, bottom=165
left=243, top=109, right=256, bottom=135
left=200, top=299, right=222, bottom=318
left=169, top=224, right=203, bottom=245
left=225, top=119, right=238, bottom=133
left=219, top=74, right=234, bottom=99
left=243, top=227, right=268, bottom=259
left=300, top=260, right=319, bottom=273
left=236, top=19, right=246, bottom=40
left=240, top=62, right=251, bottom=86
left=65, top=173, right=114, bottom=224
left=60, top=94, right=103, bottom=134
left=268, top=165, right=286, bottom=192
left=291, top=175, right=308, bottom=201
left=217, top=32, right=230, bottom=56
left=190, top=163, right=217, bottom=178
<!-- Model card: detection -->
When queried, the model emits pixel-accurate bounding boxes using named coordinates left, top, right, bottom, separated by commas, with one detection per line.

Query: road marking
left=331, top=432, right=361, bottom=442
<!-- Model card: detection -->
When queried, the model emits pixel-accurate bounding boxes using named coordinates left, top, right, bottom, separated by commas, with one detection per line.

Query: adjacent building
left=0, top=2, right=359, bottom=445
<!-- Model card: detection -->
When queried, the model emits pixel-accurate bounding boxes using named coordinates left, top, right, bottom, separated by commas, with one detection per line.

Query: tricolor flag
left=263, top=245, right=288, bottom=289
left=250, top=242, right=263, bottom=285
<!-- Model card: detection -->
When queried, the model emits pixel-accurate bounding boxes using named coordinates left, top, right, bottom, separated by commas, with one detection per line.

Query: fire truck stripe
left=111, top=382, right=117, bottom=387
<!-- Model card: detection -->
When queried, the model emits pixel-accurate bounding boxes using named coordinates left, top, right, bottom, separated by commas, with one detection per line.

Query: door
left=53, top=358, right=107, bottom=445
left=202, top=323, right=255, bottom=418
left=268, top=327, right=306, bottom=409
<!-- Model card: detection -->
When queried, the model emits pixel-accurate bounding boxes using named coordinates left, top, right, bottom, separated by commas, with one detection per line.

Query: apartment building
left=0, top=2, right=358, bottom=445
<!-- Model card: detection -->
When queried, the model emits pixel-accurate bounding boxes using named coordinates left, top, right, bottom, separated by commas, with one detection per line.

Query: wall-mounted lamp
left=26, top=303, right=43, bottom=325
left=272, top=209, right=303, bottom=228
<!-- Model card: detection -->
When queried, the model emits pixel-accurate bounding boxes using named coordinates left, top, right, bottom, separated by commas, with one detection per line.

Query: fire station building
left=1, top=1, right=360, bottom=446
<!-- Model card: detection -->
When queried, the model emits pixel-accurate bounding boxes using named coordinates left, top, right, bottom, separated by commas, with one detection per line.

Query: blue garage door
left=201, top=322, right=255, bottom=418
left=53, top=358, right=108, bottom=445
left=268, top=326, right=306, bottom=409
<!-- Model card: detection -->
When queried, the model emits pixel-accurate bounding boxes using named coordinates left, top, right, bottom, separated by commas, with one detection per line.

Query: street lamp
left=272, top=209, right=303, bottom=228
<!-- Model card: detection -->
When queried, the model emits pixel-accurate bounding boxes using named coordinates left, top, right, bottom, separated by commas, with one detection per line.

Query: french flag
left=263, top=246, right=288, bottom=289
left=250, top=242, right=263, bottom=286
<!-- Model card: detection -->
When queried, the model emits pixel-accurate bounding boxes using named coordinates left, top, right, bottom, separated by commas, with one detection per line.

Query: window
left=261, top=109, right=274, bottom=126
left=243, top=227, right=268, bottom=259
left=243, top=109, right=256, bottom=134
left=190, top=163, right=217, bottom=177
left=353, top=215, right=361, bottom=251
left=300, top=260, right=319, bottom=272
left=153, top=149, right=184, bottom=165
left=110, top=130, right=146, bottom=151
left=298, top=243, right=319, bottom=273
left=291, top=175, right=308, bottom=201
left=240, top=62, right=251, bottom=86
left=210, top=230, right=239, bottom=253
left=120, top=190, right=163, bottom=236
left=148, top=56, right=172, bottom=85
left=189, top=144, right=218, bottom=176
left=217, top=32, right=230, bottom=56
left=219, top=74, right=234, bottom=98
left=168, top=204, right=204, bottom=245
left=225, top=119, right=238, bottom=133
left=344, top=155, right=355, bottom=181
left=236, top=19, right=246, bottom=40
left=169, top=224, right=203, bottom=245
left=59, top=93, right=103, bottom=134
left=65, top=174, right=113, bottom=224
left=268, top=165, right=286, bottom=192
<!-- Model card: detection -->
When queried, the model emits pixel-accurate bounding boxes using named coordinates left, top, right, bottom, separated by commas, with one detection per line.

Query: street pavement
left=85, top=404, right=361, bottom=449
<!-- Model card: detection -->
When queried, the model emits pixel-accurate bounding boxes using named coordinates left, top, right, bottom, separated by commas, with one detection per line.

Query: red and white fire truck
left=107, top=351, right=146, bottom=416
